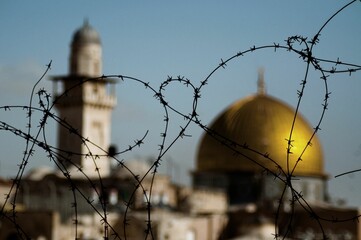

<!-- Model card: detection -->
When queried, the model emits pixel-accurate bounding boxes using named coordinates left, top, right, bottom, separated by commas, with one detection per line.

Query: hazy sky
left=1, top=1, right=361, bottom=206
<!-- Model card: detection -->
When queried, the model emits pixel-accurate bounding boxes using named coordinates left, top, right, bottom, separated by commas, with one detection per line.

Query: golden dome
left=197, top=93, right=324, bottom=177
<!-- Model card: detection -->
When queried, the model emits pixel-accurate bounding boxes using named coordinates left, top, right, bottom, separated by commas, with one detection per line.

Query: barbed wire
left=1, top=1, right=361, bottom=239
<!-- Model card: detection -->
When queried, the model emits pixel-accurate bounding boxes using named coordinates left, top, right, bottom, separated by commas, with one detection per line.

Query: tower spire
left=83, top=17, right=89, bottom=28
left=257, top=67, right=266, bottom=95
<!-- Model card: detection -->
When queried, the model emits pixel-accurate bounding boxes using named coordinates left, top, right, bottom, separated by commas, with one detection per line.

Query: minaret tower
left=51, top=21, right=116, bottom=178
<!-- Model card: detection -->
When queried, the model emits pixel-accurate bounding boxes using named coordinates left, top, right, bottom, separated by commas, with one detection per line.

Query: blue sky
left=1, top=1, right=361, bottom=206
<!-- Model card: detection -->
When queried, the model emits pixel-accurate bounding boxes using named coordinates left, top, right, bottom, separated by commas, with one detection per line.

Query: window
left=91, top=122, right=104, bottom=146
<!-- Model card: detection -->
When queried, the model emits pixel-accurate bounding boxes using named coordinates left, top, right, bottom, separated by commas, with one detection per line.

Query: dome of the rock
left=196, top=93, right=324, bottom=177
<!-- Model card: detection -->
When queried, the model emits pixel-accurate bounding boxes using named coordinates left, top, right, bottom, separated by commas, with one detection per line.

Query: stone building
left=0, top=21, right=360, bottom=240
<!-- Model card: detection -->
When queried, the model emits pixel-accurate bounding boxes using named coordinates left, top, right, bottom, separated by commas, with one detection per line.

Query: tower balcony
left=50, top=74, right=118, bottom=109
left=83, top=91, right=117, bottom=108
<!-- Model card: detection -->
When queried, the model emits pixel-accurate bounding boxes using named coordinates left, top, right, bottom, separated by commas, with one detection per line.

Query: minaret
left=51, top=21, right=116, bottom=178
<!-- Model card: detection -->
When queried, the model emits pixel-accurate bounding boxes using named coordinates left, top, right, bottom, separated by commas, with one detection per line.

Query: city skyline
left=1, top=1, right=361, bottom=207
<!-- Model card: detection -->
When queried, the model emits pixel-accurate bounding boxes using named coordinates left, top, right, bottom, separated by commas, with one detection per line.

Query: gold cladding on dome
left=197, top=94, right=324, bottom=177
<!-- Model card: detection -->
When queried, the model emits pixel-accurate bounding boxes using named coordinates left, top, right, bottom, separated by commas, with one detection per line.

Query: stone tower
left=51, top=21, right=116, bottom=178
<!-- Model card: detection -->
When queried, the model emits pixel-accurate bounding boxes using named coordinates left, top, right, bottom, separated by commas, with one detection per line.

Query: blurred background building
left=0, top=21, right=360, bottom=240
